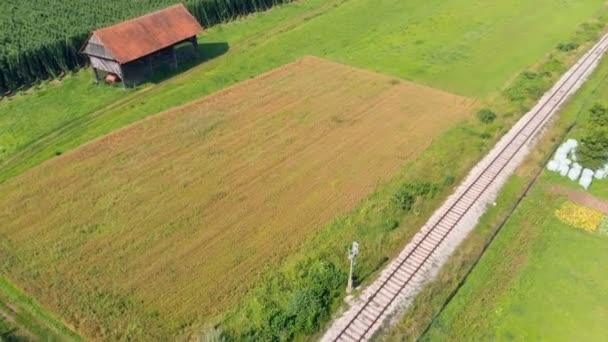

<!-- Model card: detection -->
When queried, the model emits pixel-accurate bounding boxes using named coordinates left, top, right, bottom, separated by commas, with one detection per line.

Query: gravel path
left=321, top=33, right=608, bottom=342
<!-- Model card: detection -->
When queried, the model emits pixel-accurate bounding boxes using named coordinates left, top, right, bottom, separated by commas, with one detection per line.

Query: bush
left=235, top=259, right=346, bottom=341
left=588, top=102, right=608, bottom=126
left=505, top=71, right=551, bottom=104
left=392, top=182, right=440, bottom=211
left=476, top=109, right=497, bottom=124
left=557, top=42, right=579, bottom=52
left=393, top=190, right=415, bottom=211
left=578, top=128, right=608, bottom=170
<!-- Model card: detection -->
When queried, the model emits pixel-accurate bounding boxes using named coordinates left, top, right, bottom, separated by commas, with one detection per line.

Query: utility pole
left=347, top=241, right=359, bottom=294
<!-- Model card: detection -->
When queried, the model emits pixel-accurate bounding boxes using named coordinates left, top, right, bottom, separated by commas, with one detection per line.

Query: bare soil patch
left=0, top=56, right=474, bottom=338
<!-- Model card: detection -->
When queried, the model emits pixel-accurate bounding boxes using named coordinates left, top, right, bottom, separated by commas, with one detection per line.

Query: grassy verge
left=383, top=29, right=608, bottom=342
left=0, top=278, right=81, bottom=341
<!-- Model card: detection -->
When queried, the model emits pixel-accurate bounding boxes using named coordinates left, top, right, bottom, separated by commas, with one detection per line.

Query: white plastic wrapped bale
left=547, top=160, right=560, bottom=172
left=568, top=167, right=582, bottom=181
left=572, top=162, right=583, bottom=171
left=579, top=169, right=595, bottom=189
left=554, top=152, right=567, bottom=162
left=566, top=139, right=578, bottom=149
left=559, top=164, right=570, bottom=177
left=555, top=155, right=569, bottom=167
left=595, top=169, right=606, bottom=180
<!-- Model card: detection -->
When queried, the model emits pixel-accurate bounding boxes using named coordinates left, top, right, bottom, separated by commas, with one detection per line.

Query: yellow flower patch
left=555, top=201, right=603, bottom=232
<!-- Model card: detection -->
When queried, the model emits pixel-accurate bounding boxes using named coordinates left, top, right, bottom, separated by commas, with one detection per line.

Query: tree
left=578, top=128, right=608, bottom=170
left=588, top=102, right=608, bottom=127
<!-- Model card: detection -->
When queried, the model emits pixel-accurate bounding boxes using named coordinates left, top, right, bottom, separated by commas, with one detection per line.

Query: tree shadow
left=147, top=41, right=229, bottom=85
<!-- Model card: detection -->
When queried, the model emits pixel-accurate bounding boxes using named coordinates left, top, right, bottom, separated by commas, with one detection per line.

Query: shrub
left=577, top=128, right=608, bottom=170
left=505, top=71, right=551, bottom=104
left=236, top=259, right=346, bottom=341
left=588, top=102, right=608, bottom=126
left=392, top=182, right=440, bottom=211
left=557, top=42, right=579, bottom=52
left=480, top=132, right=492, bottom=139
left=476, top=109, right=497, bottom=124
left=393, top=189, right=415, bottom=211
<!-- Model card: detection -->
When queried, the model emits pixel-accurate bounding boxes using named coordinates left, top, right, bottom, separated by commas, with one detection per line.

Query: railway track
left=322, top=32, right=608, bottom=342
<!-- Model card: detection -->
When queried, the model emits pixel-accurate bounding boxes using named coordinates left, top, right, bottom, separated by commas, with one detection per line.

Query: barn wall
left=90, top=57, right=122, bottom=77
left=84, top=34, right=115, bottom=60
left=122, top=60, right=151, bottom=87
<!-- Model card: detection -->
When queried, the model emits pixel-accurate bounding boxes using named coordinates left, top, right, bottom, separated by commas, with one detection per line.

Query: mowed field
left=0, top=57, right=474, bottom=338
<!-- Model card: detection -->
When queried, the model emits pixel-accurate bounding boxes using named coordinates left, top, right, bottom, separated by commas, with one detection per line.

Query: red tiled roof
left=92, top=3, right=202, bottom=64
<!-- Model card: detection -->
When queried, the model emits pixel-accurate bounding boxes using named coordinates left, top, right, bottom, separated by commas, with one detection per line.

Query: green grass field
left=2, top=0, right=608, bottom=340
left=420, top=52, right=608, bottom=342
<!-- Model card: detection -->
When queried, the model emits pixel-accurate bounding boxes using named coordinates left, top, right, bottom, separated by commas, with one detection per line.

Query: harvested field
left=0, top=56, right=474, bottom=339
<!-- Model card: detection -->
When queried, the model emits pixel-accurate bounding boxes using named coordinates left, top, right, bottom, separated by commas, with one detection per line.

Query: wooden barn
left=81, top=3, right=203, bottom=87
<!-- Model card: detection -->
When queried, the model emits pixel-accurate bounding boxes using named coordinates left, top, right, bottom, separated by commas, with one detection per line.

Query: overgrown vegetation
left=557, top=42, right=580, bottom=52
left=578, top=102, right=608, bottom=169
left=505, top=71, right=552, bottom=107
left=233, top=260, right=345, bottom=340
left=0, top=0, right=294, bottom=94
left=476, top=109, right=497, bottom=124
left=222, top=177, right=452, bottom=340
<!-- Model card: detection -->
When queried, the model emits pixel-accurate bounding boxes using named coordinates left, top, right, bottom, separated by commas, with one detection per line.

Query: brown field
left=0, top=56, right=474, bottom=339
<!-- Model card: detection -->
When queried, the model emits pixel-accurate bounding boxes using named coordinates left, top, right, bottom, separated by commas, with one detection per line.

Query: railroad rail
left=322, top=32, right=608, bottom=342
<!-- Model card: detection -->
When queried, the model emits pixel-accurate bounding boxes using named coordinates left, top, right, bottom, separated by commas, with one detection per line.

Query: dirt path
left=551, top=184, right=608, bottom=214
